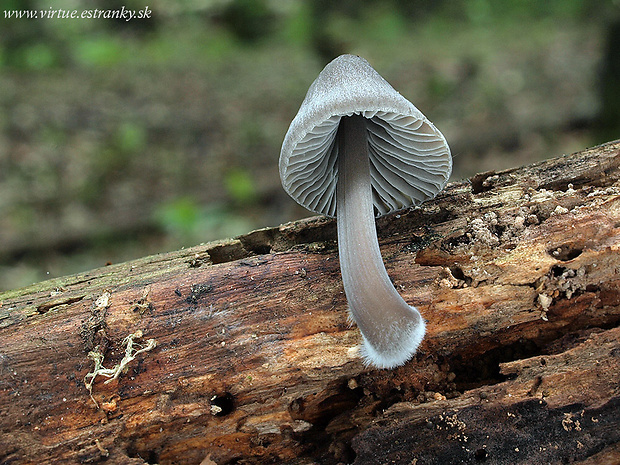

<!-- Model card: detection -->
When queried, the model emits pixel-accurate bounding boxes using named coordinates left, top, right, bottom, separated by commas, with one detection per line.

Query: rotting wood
left=1, top=141, right=619, bottom=465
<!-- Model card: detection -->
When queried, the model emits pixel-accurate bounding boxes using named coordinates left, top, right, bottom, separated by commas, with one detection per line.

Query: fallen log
left=1, top=141, right=619, bottom=465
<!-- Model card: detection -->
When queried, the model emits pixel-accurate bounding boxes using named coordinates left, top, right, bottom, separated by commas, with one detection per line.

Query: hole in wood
left=211, top=392, right=235, bottom=416
left=470, top=171, right=499, bottom=194
left=551, top=265, right=567, bottom=277
left=547, top=244, right=583, bottom=261
left=208, top=242, right=250, bottom=264
left=474, top=448, right=489, bottom=461
left=239, top=229, right=276, bottom=255
left=127, top=444, right=159, bottom=464
left=450, top=266, right=472, bottom=286
left=442, top=233, right=472, bottom=250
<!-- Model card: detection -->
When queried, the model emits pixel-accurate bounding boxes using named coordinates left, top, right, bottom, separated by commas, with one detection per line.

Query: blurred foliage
left=153, top=196, right=202, bottom=238
left=2, top=0, right=618, bottom=71
left=224, top=168, right=256, bottom=206
left=1, top=0, right=619, bottom=290
left=114, top=121, right=148, bottom=155
left=153, top=197, right=252, bottom=244
left=216, top=0, right=275, bottom=42
left=73, top=35, right=128, bottom=68
left=598, top=17, right=620, bottom=142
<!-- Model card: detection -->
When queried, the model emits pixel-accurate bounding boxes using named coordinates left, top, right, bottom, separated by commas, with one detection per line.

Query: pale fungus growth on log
left=279, top=54, right=451, bottom=368
left=84, top=330, right=157, bottom=406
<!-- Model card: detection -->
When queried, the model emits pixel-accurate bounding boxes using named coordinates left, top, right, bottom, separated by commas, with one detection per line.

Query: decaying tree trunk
left=1, top=141, right=620, bottom=465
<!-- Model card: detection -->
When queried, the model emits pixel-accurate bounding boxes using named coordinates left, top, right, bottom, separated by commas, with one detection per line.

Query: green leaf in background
left=23, top=43, right=57, bottom=70
left=73, top=36, right=126, bottom=68
left=153, top=198, right=254, bottom=245
left=115, top=121, right=147, bottom=154
left=224, top=168, right=256, bottom=205
left=154, top=197, right=201, bottom=236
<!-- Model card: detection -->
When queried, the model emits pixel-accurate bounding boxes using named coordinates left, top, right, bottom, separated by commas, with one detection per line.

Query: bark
left=1, top=141, right=620, bottom=465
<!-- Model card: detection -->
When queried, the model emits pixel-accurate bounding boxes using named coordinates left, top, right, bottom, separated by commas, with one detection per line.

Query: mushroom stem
left=337, top=115, right=425, bottom=369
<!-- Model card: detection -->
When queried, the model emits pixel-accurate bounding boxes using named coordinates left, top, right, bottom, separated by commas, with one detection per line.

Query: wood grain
left=1, top=141, right=619, bottom=464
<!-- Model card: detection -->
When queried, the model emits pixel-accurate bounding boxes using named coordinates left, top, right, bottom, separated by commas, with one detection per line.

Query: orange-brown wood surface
left=1, top=141, right=620, bottom=464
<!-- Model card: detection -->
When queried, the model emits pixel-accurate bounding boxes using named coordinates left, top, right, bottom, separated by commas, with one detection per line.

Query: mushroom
left=279, top=55, right=452, bottom=369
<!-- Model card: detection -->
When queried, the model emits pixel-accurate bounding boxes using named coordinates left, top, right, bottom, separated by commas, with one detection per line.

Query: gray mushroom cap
left=279, top=54, right=452, bottom=217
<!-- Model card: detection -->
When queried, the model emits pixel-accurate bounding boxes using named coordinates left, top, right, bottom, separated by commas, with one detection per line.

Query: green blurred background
left=1, top=0, right=619, bottom=291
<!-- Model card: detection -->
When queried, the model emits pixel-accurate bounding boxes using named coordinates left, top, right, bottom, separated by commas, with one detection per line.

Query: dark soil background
left=1, top=0, right=619, bottom=291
